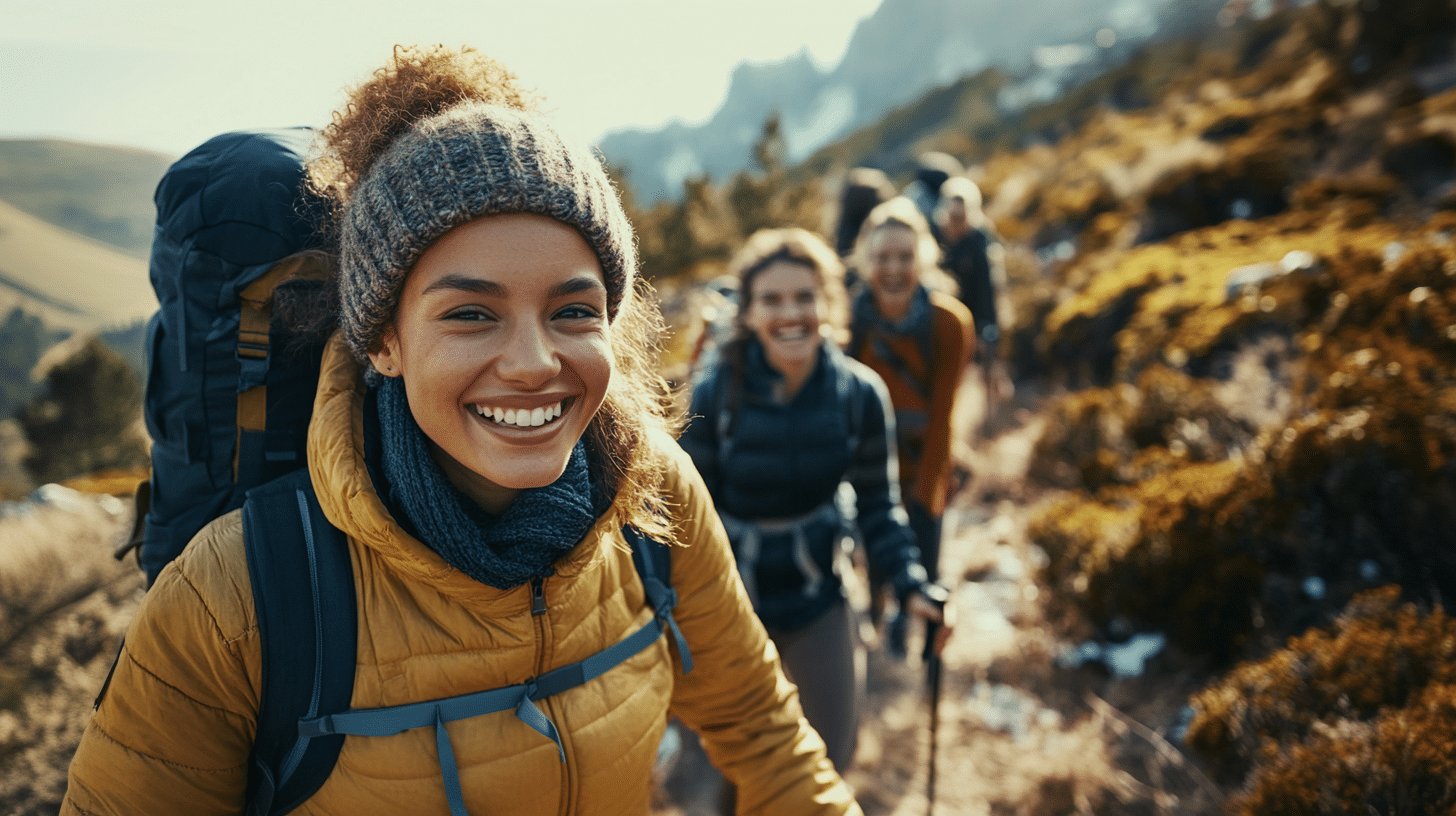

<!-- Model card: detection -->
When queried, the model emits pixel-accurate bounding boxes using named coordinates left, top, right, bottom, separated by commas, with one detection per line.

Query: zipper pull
left=531, top=576, right=546, bottom=616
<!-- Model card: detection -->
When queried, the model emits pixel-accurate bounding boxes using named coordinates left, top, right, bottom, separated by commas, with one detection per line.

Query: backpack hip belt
left=719, top=499, right=840, bottom=607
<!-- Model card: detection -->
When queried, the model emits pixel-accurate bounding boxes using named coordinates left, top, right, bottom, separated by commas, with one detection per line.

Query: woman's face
left=866, top=224, right=920, bottom=318
left=369, top=213, right=613, bottom=514
left=741, top=260, right=825, bottom=373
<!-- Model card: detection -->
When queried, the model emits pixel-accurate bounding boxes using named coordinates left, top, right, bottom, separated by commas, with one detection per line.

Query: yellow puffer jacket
left=64, top=336, right=860, bottom=816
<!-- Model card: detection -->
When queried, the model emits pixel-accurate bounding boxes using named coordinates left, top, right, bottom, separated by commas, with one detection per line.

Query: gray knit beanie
left=337, top=101, right=637, bottom=360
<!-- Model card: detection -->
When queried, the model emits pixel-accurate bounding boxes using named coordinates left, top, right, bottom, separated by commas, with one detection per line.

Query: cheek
left=742, top=305, right=770, bottom=335
left=574, top=333, right=616, bottom=397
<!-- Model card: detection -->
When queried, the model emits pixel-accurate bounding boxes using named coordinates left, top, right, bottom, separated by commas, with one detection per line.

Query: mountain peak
left=599, top=0, right=1188, bottom=204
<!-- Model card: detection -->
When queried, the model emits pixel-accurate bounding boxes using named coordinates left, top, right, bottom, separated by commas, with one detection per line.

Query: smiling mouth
left=770, top=325, right=813, bottom=342
left=472, top=399, right=567, bottom=428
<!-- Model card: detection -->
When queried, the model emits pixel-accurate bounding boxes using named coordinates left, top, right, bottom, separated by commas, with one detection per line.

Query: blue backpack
left=136, top=127, right=331, bottom=584
left=112, top=128, right=693, bottom=816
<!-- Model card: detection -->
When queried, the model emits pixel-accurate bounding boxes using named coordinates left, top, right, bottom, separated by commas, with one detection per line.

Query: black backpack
left=112, top=128, right=692, bottom=816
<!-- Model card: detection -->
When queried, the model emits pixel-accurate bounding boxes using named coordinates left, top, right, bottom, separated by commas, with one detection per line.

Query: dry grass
left=0, top=490, right=143, bottom=815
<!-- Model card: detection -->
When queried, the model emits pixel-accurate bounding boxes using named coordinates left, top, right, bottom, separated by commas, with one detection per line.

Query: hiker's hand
left=907, top=585, right=954, bottom=656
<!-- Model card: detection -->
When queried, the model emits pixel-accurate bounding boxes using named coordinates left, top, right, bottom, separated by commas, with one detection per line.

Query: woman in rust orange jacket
left=849, top=197, right=972, bottom=657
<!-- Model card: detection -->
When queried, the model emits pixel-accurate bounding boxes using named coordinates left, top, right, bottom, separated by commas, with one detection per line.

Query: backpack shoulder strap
left=288, top=524, right=693, bottom=816
left=626, top=525, right=693, bottom=675
left=243, top=468, right=357, bottom=816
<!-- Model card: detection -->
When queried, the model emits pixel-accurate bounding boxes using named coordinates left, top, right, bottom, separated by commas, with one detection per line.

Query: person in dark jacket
left=901, top=151, right=963, bottom=245
left=680, top=227, right=950, bottom=778
left=937, top=176, right=1013, bottom=429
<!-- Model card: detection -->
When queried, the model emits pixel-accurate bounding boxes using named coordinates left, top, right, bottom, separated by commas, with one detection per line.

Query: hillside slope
left=0, top=200, right=154, bottom=335
left=0, top=140, right=171, bottom=258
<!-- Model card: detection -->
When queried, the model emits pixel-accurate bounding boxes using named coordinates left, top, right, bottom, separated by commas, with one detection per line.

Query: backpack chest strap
left=294, top=583, right=691, bottom=816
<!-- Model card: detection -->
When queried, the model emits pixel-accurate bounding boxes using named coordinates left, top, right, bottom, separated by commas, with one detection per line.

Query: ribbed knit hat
left=337, top=101, right=637, bottom=360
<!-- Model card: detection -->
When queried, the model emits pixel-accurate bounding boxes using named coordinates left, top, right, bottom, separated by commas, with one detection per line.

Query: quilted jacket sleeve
left=846, top=370, right=929, bottom=603
left=657, top=434, right=862, bottom=816
left=62, top=510, right=259, bottom=816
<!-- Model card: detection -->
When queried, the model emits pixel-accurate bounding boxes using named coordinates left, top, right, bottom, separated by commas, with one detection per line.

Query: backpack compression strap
left=287, top=526, right=689, bottom=816
left=234, top=253, right=331, bottom=487
left=243, top=469, right=357, bottom=816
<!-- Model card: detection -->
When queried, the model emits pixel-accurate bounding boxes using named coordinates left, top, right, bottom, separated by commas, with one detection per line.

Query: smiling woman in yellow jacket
left=62, top=46, right=857, bottom=816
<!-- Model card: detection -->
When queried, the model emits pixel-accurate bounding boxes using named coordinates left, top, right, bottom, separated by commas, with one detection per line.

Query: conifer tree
left=18, top=336, right=148, bottom=485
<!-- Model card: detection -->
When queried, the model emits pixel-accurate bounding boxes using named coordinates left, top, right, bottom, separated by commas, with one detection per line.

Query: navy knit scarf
left=375, top=376, right=598, bottom=589
left=851, top=283, right=932, bottom=341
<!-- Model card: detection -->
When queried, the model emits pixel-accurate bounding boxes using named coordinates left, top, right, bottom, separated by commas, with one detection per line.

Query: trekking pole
left=926, top=635, right=942, bottom=815
left=919, top=583, right=950, bottom=816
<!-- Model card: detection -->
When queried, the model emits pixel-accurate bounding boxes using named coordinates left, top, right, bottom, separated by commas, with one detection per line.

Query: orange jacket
left=851, top=289, right=972, bottom=515
left=63, top=335, right=859, bottom=816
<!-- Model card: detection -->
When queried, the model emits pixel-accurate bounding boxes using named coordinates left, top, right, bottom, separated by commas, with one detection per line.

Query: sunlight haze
left=1, top=0, right=882, bottom=157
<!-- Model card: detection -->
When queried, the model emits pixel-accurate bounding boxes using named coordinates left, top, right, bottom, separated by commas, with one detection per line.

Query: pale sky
left=1, top=0, right=884, bottom=159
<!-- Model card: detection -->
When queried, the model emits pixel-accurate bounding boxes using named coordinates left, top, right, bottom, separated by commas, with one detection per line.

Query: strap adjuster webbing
left=296, top=609, right=687, bottom=816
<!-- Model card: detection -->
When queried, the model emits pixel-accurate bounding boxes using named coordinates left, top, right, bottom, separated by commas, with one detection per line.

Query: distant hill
left=599, top=0, right=1213, bottom=203
left=0, top=199, right=155, bottom=335
left=0, top=139, right=173, bottom=257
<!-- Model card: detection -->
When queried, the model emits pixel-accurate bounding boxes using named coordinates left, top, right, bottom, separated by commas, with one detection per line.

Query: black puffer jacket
left=681, top=339, right=926, bottom=630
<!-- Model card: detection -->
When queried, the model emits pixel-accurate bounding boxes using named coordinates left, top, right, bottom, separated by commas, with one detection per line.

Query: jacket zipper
left=531, top=576, right=547, bottom=617
left=529, top=576, right=572, bottom=815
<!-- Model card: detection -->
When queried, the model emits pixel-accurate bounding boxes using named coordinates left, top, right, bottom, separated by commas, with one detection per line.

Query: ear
left=368, top=327, right=403, bottom=378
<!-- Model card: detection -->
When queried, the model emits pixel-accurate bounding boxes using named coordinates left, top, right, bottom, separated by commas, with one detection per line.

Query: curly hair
left=309, top=45, right=536, bottom=208
left=308, top=45, right=676, bottom=539
left=728, top=226, right=849, bottom=347
left=855, top=195, right=958, bottom=296
left=712, top=228, right=849, bottom=405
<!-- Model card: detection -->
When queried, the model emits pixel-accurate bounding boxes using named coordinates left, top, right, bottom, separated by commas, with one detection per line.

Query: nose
left=770, top=300, right=809, bottom=320
left=496, top=320, right=560, bottom=388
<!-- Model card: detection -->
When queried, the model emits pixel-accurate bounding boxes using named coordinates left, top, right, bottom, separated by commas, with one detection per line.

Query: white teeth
left=475, top=401, right=564, bottom=428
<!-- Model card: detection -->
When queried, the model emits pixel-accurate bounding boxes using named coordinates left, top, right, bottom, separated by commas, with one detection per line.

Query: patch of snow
left=1103, top=632, right=1165, bottom=676
left=1108, top=0, right=1160, bottom=37
left=659, top=145, right=704, bottom=193
left=1034, top=44, right=1094, bottom=71
left=784, top=84, right=858, bottom=162
left=967, top=681, right=1059, bottom=741
left=31, top=483, right=94, bottom=516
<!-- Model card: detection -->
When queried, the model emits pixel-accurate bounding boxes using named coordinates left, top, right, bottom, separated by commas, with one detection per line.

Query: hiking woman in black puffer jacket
left=680, top=227, right=950, bottom=775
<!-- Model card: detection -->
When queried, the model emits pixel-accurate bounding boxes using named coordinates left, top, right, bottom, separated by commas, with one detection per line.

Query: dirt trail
left=650, top=377, right=1213, bottom=816
left=834, top=379, right=1224, bottom=816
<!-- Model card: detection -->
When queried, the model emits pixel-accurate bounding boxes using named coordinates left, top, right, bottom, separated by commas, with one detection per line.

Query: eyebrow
left=421, top=274, right=504, bottom=297
left=548, top=276, right=607, bottom=299
left=420, top=273, right=606, bottom=299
